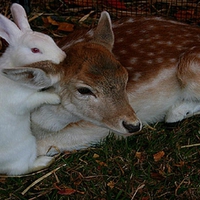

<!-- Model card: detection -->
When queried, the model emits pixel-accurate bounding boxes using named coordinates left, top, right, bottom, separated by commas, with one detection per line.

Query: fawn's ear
left=1, top=67, right=60, bottom=90
left=92, top=11, right=114, bottom=51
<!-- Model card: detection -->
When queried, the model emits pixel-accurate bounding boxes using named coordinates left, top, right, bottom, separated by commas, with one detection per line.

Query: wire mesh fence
left=1, top=0, right=200, bottom=24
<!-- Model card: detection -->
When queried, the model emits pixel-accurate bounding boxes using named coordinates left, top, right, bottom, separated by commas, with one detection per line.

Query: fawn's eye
left=31, top=48, right=41, bottom=53
left=39, top=86, right=52, bottom=92
left=77, top=87, right=94, bottom=96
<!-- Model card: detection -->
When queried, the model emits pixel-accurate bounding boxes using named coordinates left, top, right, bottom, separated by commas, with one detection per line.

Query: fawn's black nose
left=122, top=121, right=141, bottom=133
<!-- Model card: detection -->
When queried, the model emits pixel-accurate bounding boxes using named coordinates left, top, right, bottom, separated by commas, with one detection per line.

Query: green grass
left=0, top=116, right=200, bottom=200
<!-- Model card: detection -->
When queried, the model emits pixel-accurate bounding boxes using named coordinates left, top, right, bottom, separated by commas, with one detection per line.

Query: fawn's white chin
left=109, top=126, right=142, bottom=136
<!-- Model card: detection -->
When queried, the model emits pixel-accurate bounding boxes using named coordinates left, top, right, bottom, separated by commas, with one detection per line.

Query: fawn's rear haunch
left=30, top=12, right=200, bottom=154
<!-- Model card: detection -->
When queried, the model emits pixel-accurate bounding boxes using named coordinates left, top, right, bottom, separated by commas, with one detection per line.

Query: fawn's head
left=31, top=12, right=141, bottom=135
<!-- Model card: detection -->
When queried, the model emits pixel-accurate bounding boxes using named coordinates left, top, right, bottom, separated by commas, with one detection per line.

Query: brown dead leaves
left=153, top=151, right=165, bottom=162
left=107, top=180, right=115, bottom=189
left=54, top=183, right=84, bottom=195
left=42, top=16, right=74, bottom=32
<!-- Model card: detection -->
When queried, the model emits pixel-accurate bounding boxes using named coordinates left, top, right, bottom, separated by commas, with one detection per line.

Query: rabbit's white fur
left=0, top=3, right=66, bottom=68
left=0, top=66, right=60, bottom=175
left=0, top=3, right=66, bottom=175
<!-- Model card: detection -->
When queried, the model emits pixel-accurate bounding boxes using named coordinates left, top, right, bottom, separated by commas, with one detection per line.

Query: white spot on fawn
left=176, top=45, right=183, bottom=50
left=149, top=25, right=155, bottom=29
left=126, top=30, right=133, bottom=34
left=167, top=41, right=173, bottom=46
left=131, top=43, right=139, bottom=48
left=146, top=38, right=152, bottom=42
left=146, top=60, right=153, bottom=64
left=120, top=50, right=127, bottom=54
left=169, top=58, right=177, bottom=63
left=139, top=50, right=145, bottom=54
left=157, top=41, right=165, bottom=45
left=116, top=38, right=124, bottom=43
left=150, top=45, right=156, bottom=49
left=158, top=50, right=164, bottom=54
left=132, top=72, right=142, bottom=81
left=185, top=33, right=192, bottom=37
left=156, top=58, right=163, bottom=63
left=154, top=35, right=160, bottom=39
left=148, top=52, right=155, bottom=56
left=130, top=57, right=138, bottom=64
left=126, top=67, right=133, bottom=70
left=140, top=30, right=147, bottom=33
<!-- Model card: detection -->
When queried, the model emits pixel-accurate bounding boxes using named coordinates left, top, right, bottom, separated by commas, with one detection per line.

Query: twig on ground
left=131, top=183, right=145, bottom=200
left=21, top=163, right=66, bottom=195
left=181, top=143, right=200, bottom=148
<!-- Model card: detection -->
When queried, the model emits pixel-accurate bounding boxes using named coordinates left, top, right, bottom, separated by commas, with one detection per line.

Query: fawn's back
left=112, top=17, right=198, bottom=82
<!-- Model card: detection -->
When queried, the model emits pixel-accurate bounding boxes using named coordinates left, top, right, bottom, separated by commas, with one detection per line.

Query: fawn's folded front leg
left=36, top=121, right=109, bottom=156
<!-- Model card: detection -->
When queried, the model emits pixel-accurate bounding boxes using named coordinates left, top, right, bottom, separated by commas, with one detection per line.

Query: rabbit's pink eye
left=31, top=48, right=41, bottom=53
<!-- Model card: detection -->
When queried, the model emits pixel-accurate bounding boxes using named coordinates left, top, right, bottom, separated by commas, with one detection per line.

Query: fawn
left=29, top=12, right=200, bottom=155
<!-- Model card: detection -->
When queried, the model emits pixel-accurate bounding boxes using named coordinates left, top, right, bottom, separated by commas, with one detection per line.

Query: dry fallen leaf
left=0, top=177, right=7, bottom=184
left=166, top=163, right=172, bottom=173
left=57, top=187, right=77, bottom=195
left=96, top=160, right=108, bottom=167
left=93, top=153, right=100, bottom=159
left=141, top=197, right=150, bottom=200
left=57, top=22, right=74, bottom=32
left=42, top=17, right=74, bottom=32
left=54, top=183, right=79, bottom=195
left=150, top=172, right=165, bottom=180
left=153, top=151, right=165, bottom=162
left=174, top=161, right=185, bottom=167
left=42, top=16, right=50, bottom=26
left=107, top=180, right=115, bottom=189
left=135, top=152, right=142, bottom=159
left=47, top=16, right=59, bottom=25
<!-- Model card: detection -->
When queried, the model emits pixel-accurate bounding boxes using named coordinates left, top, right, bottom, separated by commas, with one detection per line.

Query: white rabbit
left=0, top=3, right=66, bottom=68
left=0, top=62, right=61, bottom=175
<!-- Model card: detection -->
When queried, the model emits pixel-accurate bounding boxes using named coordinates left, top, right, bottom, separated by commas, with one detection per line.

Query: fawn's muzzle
left=122, top=121, right=141, bottom=133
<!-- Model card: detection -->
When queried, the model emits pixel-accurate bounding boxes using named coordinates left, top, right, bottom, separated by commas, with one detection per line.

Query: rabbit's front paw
left=45, top=94, right=61, bottom=105
left=30, top=156, right=55, bottom=172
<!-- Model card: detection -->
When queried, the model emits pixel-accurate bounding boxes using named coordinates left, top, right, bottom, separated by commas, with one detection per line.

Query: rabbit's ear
left=1, top=67, right=60, bottom=90
left=0, top=14, right=22, bottom=44
left=10, top=3, right=31, bottom=32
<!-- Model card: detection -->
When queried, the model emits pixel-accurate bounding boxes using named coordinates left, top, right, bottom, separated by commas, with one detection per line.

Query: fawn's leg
left=165, top=101, right=200, bottom=123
